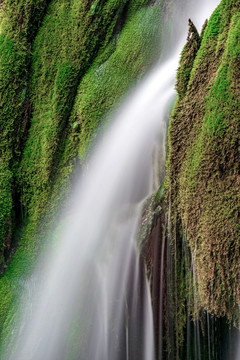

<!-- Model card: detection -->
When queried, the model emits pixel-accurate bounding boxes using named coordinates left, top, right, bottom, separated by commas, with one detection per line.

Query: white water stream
left=6, top=1, right=221, bottom=359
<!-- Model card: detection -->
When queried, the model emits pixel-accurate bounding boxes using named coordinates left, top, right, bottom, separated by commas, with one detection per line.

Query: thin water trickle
left=207, top=312, right=211, bottom=360
left=5, top=1, right=222, bottom=359
left=158, top=221, right=166, bottom=360
left=236, top=340, right=240, bottom=360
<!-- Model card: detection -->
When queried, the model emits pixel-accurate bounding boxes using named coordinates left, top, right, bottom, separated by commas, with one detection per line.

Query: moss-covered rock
left=0, top=0, right=49, bottom=267
left=0, top=0, right=163, bottom=351
left=167, top=0, right=240, bottom=324
left=176, top=18, right=201, bottom=99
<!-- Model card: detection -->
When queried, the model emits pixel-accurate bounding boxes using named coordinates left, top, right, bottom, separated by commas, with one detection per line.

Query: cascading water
left=5, top=1, right=222, bottom=359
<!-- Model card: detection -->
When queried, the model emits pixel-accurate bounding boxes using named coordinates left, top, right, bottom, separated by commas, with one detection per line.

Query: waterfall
left=5, top=1, right=221, bottom=359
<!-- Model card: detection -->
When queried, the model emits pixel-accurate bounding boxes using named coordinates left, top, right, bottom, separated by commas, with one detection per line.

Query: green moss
left=182, top=12, right=240, bottom=320
left=23, top=2, right=162, bottom=238
left=19, top=0, right=130, bottom=216
left=74, top=4, right=162, bottom=160
left=0, top=0, right=163, bottom=352
left=168, top=0, right=240, bottom=324
left=0, top=1, right=49, bottom=267
left=176, top=19, right=200, bottom=99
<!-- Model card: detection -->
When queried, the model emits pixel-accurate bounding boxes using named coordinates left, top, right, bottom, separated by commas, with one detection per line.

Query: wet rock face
left=168, top=1, right=240, bottom=324
left=139, top=1, right=240, bottom=356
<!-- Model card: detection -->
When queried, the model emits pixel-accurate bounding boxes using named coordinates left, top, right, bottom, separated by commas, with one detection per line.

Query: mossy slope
left=0, top=0, right=163, bottom=351
left=168, top=0, right=240, bottom=324
left=0, top=0, right=49, bottom=266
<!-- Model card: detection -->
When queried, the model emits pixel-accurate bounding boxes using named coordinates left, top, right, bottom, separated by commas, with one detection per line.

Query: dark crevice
left=1, top=188, right=23, bottom=271
left=140, top=199, right=240, bottom=359
left=2, top=0, right=54, bottom=268
left=15, top=0, right=53, bottom=156
left=114, top=0, right=131, bottom=39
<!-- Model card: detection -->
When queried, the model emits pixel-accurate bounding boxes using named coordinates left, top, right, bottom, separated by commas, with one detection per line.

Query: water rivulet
left=2, top=0, right=240, bottom=359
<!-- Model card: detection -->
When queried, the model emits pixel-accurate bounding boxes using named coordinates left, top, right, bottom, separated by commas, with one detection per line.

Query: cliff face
left=0, top=0, right=162, bottom=266
left=0, top=0, right=162, bottom=348
left=168, top=0, right=240, bottom=323
left=0, top=0, right=239, bottom=356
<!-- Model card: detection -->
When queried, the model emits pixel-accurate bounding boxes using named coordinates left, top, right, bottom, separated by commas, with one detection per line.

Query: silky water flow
left=6, top=1, right=222, bottom=359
